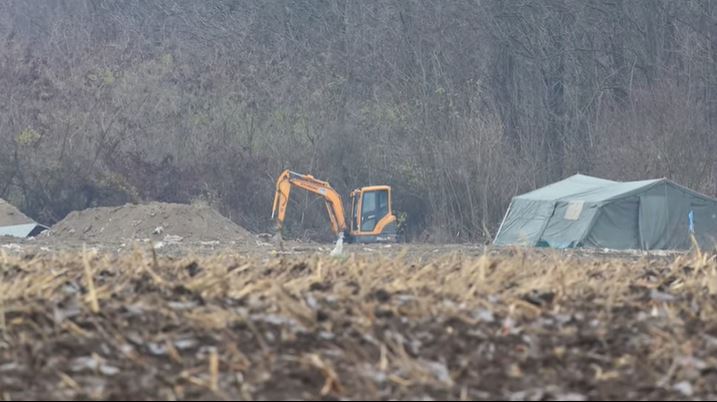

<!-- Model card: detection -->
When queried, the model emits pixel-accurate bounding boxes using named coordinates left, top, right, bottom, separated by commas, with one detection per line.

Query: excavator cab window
left=360, top=189, right=389, bottom=232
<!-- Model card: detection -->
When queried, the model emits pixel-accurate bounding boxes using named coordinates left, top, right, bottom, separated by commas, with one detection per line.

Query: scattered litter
left=147, top=343, right=168, bottom=356
left=1, top=244, right=22, bottom=251
left=421, top=360, right=453, bottom=386
left=554, top=392, right=587, bottom=401
left=174, top=339, right=198, bottom=350
left=650, top=289, right=676, bottom=302
left=0, top=363, right=19, bottom=372
left=510, top=389, right=544, bottom=401
left=163, top=235, right=184, bottom=244
left=475, top=309, right=495, bottom=323
left=673, top=381, right=694, bottom=397
left=167, top=301, right=198, bottom=310
left=70, top=356, right=120, bottom=377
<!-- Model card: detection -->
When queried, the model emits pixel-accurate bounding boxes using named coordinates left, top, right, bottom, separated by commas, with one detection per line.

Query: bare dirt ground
left=1, top=242, right=717, bottom=401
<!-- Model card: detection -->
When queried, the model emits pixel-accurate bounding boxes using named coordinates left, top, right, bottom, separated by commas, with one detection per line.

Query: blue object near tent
left=689, top=210, right=695, bottom=234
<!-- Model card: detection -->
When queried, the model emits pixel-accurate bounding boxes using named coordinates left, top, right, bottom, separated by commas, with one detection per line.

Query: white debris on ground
left=163, top=235, right=184, bottom=244
left=330, top=234, right=344, bottom=256
left=1, top=244, right=23, bottom=251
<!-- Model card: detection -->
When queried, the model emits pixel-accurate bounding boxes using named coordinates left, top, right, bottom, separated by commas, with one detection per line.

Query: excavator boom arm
left=272, top=170, right=347, bottom=235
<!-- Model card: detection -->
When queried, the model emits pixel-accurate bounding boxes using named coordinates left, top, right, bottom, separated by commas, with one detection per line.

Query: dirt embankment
left=45, top=202, right=253, bottom=244
left=0, top=199, right=34, bottom=226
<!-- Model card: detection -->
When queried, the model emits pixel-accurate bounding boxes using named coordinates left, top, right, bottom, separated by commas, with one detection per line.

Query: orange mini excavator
left=271, top=170, right=398, bottom=243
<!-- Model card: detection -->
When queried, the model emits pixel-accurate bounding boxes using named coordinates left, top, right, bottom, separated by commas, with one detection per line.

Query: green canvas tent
left=494, top=174, right=717, bottom=250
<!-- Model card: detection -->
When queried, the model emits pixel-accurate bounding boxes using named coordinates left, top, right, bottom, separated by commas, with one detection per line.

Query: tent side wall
left=536, top=201, right=599, bottom=248
left=585, top=182, right=717, bottom=251
left=584, top=183, right=692, bottom=251
left=636, top=182, right=717, bottom=250
left=691, top=198, right=717, bottom=249
left=637, top=183, right=691, bottom=250
left=583, top=197, right=641, bottom=250
left=493, top=198, right=555, bottom=246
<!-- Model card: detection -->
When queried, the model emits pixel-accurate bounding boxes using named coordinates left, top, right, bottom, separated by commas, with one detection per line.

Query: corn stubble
left=1, top=245, right=717, bottom=400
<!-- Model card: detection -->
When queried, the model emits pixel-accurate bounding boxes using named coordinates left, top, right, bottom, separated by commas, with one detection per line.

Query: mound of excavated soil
left=0, top=198, right=34, bottom=226
left=47, top=202, right=252, bottom=244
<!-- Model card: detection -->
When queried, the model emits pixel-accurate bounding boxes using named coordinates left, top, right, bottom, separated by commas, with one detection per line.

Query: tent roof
left=517, top=174, right=664, bottom=203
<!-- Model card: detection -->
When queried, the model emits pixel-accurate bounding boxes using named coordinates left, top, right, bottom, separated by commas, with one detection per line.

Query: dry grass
left=1, top=245, right=717, bottom=400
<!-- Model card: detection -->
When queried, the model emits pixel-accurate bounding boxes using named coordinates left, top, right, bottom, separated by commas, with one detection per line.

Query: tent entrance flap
left=538, top=201, right=598, bottom=248
left=493, top=199, right=555, bottom=246
left=584, top=198, right=640, bottom=250
left=639, top=193, right=669, bottom=250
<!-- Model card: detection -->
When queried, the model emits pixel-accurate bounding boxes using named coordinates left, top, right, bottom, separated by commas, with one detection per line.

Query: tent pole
left=493, top=200, right=513, bottom=245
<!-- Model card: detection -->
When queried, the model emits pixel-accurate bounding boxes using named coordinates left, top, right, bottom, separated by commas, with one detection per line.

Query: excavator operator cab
left=349, top=186, right=398, bottom=243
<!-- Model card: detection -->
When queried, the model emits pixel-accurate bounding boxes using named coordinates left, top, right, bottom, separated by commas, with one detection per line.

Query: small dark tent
left=494, top=174, right=717, bottom=250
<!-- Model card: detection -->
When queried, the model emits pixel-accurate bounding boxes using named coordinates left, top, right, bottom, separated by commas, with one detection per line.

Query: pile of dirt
left=0, top=198, right=33, bottom=226
left=47, top=202, right=253, bottom=244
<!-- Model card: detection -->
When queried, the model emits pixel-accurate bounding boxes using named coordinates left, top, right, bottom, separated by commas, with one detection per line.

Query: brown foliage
left=0, top=1, right=716, bottom=241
